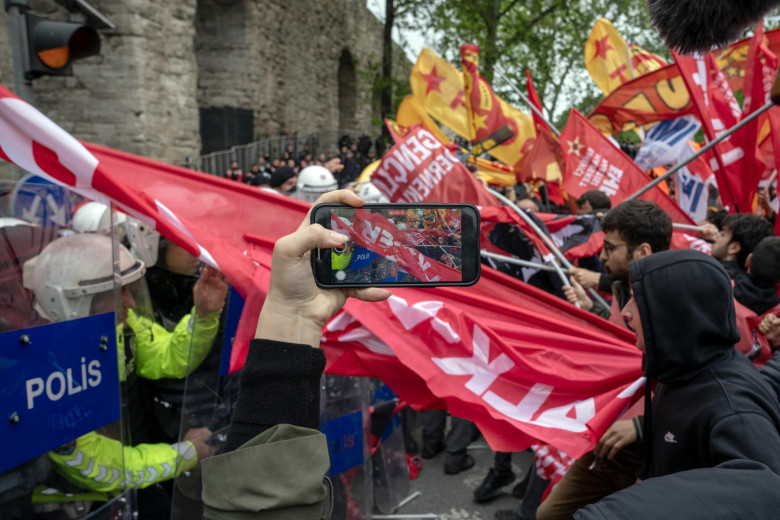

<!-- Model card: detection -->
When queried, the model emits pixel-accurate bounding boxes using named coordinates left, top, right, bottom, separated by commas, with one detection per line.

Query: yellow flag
left=410, top=48, right=534, bottom=173
left=410, top=48, right=470, bottom=138
left=396, top=95, right=451, bottom=144
left=585, top=18, right=632, bottom=96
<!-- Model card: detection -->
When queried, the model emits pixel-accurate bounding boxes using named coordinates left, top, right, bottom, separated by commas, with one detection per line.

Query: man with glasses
left=564, top=199, right=672, bottom=325
left=540, top=200, right=672, bottom=520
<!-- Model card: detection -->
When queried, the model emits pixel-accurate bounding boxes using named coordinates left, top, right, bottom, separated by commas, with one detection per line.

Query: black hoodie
left=732, top=269, right=780, bottom=316
left=629, top=250, right=780, bottom=478
left=575, top=460, right=780, bottom=520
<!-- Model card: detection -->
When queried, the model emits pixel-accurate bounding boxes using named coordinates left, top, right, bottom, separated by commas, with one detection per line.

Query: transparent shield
left=0, top=180, right=134, bottom=519
left=135, top=252, right=234, bottom=519
left=319, top=375, right=373, bottom=519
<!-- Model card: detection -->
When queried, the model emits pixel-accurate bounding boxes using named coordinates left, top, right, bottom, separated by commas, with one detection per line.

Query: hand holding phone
left=255, top=191, right=392, bottom=347
left=310, top=203, right=481, bottom=288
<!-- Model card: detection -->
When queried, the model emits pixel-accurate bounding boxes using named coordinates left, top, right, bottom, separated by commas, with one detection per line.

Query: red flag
left=370, top=125, right=498, bottom=207
left=324, top=268, right=643, bottom=458
left=461, top=44, right=515, bottom=154
left=1, top=83, right=647, bottom=460
left=588, top=64, right=695, bottom=134
left=674, top=47, right=768, bottom=213
left=526, top=70, right=551, bottom=133
left=560, top=109, right=695, bottom=224
left=517, top=125, right=564, bottom=183
left=333, top=210, right=462, bottom=282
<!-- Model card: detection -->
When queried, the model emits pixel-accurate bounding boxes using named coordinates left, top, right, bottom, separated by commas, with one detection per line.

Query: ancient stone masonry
left=0, top=0, right=409, bottom=170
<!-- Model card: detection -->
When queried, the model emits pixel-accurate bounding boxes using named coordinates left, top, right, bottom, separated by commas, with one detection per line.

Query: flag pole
left=672, top=223, right=706, bottom=232
left=625, top=100, right=774, bottom=203
left=481, top=250, right=559, bottom=272
left=494, top=65, right=560, bottom=136
left=488, top=188, right=610, bottom=310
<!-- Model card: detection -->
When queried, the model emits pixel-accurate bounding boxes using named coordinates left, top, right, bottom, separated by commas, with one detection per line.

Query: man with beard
left=533, top=200, right=672, bottom=520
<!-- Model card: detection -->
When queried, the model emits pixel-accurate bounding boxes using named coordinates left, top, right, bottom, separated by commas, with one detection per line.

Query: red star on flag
left=422, top=65, right=446, bottom=96
left=450, top=91, right=466, bottom=109
left=592, top=35, right=612, bottom=61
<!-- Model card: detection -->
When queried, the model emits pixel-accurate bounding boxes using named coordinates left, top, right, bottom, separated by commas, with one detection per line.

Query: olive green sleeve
left=202, top=424, right=330, bottom=520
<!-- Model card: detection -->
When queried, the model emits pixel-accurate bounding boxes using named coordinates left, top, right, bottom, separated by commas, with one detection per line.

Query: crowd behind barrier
left=197, top=129, right=382, bottom=187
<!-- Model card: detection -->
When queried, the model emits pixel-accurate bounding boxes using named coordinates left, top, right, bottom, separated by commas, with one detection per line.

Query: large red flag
left=674, top=46, right=769, bottom=213
left=322, top=268, right=643, bottom=457
left=1, top=84, right=646, bottom=460
left=560, top=109, right=695, bottom=225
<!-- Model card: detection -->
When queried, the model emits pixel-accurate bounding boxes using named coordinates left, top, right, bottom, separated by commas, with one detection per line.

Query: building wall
left=0, top=0, right=408, bottom=173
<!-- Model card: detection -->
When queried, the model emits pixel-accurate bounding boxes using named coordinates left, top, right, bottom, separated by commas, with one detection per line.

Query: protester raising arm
left=201, top=190, right=391, bottom=520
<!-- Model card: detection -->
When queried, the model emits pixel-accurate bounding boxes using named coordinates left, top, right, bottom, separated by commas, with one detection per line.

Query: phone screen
left=311, top=203, right=480, bottom=287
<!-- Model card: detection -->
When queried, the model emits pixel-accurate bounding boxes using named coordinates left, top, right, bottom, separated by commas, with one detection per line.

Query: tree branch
left=499, top=0, right=524, bottom=20
left=501, top=0, right=562, bottom=50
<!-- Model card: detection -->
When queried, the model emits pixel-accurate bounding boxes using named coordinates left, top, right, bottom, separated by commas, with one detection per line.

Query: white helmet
left=70, top=201, right=127, bottom=240
left=295, top=165, right=338, bottom=203
left=23, top=234, right=145, bottom=321
left=125, top=217, right=161, bottom=267
left=356, top=181, right=389, bottom=203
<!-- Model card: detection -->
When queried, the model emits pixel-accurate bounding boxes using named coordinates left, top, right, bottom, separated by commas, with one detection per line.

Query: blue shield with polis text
left=0, top=313, right=120, bottom=473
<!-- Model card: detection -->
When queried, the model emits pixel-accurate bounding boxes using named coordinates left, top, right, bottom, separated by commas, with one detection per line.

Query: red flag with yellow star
left=560, top=109, right=694, bottom=224
left=589, top=28, right=780, bottom=135
left=461, top=44, right=514, bottom=154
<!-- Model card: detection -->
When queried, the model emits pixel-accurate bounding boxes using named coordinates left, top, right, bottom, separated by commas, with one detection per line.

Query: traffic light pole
left=4, top=0, right=34, bottom=103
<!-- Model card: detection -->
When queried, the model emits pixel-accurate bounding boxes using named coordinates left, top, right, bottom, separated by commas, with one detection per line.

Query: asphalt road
left=385, top=422, right=536, bottom=520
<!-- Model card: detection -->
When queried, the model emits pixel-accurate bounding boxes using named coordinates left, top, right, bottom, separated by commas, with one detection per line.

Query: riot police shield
left=370, top=382, right=410, bottom=515
left=319, top=374, right=373, bottom=519
left=0, top=180, right=136, bottom=519
left=157, top=267, right=234, bottom=520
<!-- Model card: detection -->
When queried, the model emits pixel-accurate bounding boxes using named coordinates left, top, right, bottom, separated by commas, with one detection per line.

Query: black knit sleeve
left=222, top=339, right=326, bottom=453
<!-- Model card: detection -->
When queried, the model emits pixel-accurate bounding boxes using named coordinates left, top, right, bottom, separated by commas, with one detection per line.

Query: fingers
left=300, top=189, right=363, bottom=230
left=276, top=223, right=348, bottom=261
left=346, top=287, right=393, bottom=302
left=563, top=286, right=578, bottom=305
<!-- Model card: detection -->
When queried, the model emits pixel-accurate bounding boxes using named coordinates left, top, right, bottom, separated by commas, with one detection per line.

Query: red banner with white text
left=560, top=109, right=695, bottom=225
left=371, top=125, right=498, bottom=207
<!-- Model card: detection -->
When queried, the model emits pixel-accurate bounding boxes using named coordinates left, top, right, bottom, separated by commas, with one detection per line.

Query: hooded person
left=574, top=459, right=780, bottom=520
left=269, top=166, right=298, bottom=194
left=621, top=249, right=780, bottom=480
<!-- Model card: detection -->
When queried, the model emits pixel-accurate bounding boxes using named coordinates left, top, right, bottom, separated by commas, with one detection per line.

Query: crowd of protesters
left=464, top=178, right=780, bottom=520
left=221, top=132, right=380, bottom=191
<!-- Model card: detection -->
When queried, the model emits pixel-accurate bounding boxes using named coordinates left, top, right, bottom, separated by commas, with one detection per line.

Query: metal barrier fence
left=197, top=128, right=370, bottom=176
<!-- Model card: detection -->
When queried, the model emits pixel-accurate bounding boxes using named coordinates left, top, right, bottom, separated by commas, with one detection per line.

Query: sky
left=365, top=0, right=428, bottom=62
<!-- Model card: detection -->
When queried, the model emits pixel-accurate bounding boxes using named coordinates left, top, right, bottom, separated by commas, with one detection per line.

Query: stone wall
left=0, top=0, right=409, bottom=173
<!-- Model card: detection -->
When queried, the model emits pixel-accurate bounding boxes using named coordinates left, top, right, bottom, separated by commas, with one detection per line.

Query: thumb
left=275, top=223, right=348, bottom=260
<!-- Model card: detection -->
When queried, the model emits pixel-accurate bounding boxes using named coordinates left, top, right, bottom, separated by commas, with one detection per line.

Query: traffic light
left=23, top=11, right=100, bottom=79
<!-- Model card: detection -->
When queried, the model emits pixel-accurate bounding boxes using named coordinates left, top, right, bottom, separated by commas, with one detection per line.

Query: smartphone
left=310, top=203, right=481, bottom=288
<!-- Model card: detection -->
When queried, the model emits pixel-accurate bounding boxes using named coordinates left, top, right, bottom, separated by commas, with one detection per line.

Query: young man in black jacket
left=621, top=249, right=780, bottom=478
left=573, top=249, right=780, bottom=519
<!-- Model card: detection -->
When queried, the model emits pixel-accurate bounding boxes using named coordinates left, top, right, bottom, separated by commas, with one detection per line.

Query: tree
left=410, top=0, right=666, bottom=122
